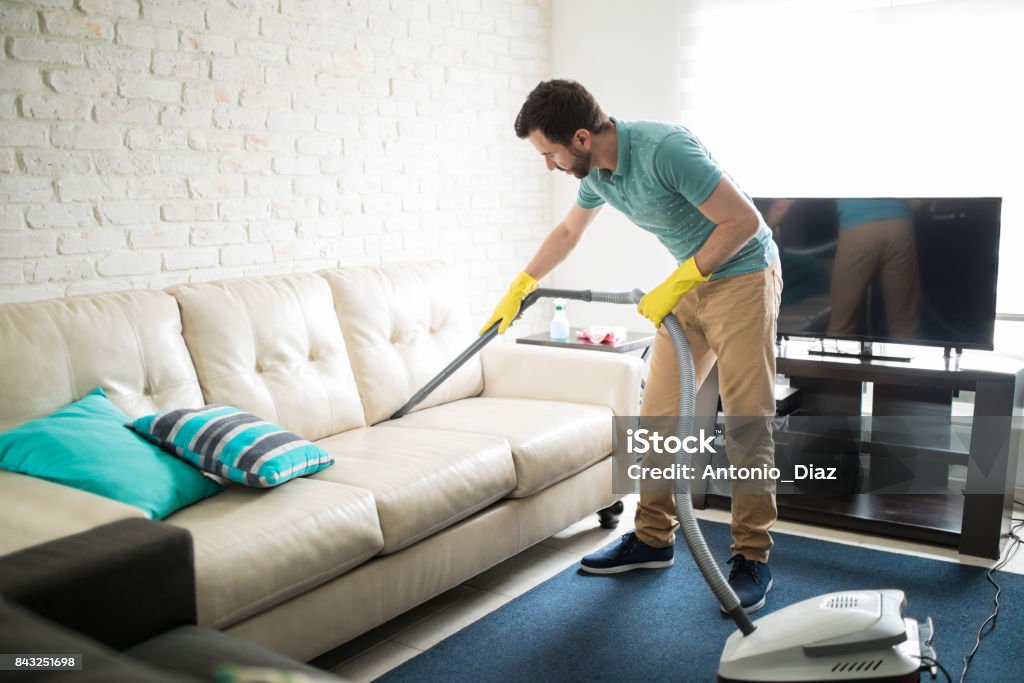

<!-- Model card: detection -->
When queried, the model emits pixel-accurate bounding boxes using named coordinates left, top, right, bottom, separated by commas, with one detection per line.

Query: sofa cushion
left=320, top=261, right=483, bottom=425
left=165, top=478, right=383, bottom=629
left=0, top=388, right=223, bottom=520
left=0, top=290, right=204, bottom=433
left=130, top=405, right=333, bottom=488
left=389, top=397, right=613, bottom=497
left=168, top=274, right=366, bottom=442
left=313, top=426, right=515, bottom=553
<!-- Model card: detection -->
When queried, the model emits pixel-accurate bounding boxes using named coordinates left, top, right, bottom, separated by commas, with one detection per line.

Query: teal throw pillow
left=0, top=388, right=223, bottom=519
left=129, top=405, right=333, bottom=488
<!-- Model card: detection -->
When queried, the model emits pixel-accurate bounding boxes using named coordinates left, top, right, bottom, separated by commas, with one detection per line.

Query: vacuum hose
left=393, top=288, right=756, bottom=636
left=662, top=312, right=756, bottom=635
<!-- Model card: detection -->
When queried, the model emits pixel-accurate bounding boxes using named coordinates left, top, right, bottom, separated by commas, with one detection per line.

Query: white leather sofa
left=0, top=260, right=642, bottom=661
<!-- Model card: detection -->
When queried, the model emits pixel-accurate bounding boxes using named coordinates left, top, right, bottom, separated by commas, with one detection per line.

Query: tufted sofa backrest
left=168, top=273, right=367, bottom=442
left=0, top=291, right=204, bottom=432
left=321, top=260, right=483, bottom=425
left=0, top=261, right=479, bottom=440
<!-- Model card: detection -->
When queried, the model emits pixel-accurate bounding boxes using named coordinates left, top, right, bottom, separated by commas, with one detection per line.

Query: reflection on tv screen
left=753, top=197, right=1001, bottom=350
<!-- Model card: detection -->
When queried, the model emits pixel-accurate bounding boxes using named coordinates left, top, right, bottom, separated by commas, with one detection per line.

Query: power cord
left=956, top=514, right=1024, bottom=682
left=918, top=655, right=952, bottom=682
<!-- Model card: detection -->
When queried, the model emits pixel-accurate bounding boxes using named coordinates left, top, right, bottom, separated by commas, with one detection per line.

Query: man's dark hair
left=514, top=79, right=611, bottom=146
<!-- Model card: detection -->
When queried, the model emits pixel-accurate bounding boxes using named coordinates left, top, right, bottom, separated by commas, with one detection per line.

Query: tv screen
left=753, top=197, right=1001, bottom=351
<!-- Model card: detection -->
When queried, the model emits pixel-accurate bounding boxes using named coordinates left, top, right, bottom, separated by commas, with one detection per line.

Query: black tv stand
left=696, top=341, right=1024, bottom=559
left=805, top=340, right=913, bottom=363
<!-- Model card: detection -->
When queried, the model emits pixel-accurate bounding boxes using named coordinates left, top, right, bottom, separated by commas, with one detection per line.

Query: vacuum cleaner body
left=718, top=589, right=934, bottom=682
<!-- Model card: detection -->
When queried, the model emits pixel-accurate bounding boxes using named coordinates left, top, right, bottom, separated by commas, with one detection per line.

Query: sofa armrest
left=0, top=518, right=196, bottom=650
left=0, top=600, right=201, bottom=683
left=0, top=471, right=148, bottom=556
left=480, top=343, right=643, bottom=416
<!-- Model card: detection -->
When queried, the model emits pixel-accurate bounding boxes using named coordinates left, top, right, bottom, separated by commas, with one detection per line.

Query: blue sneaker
left=580, top=532, right=674, bottom=574
left=723, top=554, right=773, bottom=613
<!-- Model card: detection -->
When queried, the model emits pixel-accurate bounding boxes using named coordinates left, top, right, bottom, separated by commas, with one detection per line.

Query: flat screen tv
left=752, top=197, right=1001, bottom=351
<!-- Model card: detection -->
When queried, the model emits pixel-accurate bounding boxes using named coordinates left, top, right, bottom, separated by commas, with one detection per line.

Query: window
left=679, top=0, right=1024, bottom=312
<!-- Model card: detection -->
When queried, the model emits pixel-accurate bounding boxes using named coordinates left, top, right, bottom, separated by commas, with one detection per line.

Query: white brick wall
left=0, top=0, right=553, bottom=328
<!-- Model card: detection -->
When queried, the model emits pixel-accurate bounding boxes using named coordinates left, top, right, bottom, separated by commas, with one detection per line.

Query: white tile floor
left=318, top=495, right=1024, bottom=681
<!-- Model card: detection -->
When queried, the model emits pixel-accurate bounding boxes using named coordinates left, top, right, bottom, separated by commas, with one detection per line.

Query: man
left=481, top=79, right=782, bottom=612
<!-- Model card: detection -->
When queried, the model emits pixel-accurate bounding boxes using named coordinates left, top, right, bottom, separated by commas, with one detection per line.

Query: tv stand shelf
left=697, top=342, right=1024, bottom=559
left=703, top=492, right=964, bottom=548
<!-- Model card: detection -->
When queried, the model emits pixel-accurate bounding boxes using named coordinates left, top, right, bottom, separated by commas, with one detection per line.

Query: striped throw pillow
left=129, top=405, right=333, bottom=488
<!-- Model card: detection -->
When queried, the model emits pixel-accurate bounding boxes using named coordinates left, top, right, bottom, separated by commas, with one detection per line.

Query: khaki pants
left=635, top=262, right=782, bottom=563
left=828, top=218, right=921, bottom=339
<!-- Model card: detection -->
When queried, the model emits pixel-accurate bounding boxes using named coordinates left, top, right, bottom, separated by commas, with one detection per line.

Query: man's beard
left=567, top=147, right=592, bottom=179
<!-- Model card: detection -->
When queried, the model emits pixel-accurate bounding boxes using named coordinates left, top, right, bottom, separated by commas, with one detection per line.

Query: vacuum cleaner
left=393, top=287, right=939, bottom=683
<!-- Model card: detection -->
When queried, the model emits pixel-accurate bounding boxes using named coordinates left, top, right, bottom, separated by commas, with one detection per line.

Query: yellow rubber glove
left=637, top=257, right=710, bottom=327
left=480, top=271, right=539, bottom=335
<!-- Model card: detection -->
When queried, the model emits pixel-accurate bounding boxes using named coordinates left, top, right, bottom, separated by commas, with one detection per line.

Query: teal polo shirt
left=576, top=118, right=778, bottom=280
left=836, top=198, right=913, bottom=230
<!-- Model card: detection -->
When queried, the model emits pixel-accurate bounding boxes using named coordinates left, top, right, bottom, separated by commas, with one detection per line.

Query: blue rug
left=378, top=521, right=1024, bottom=682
